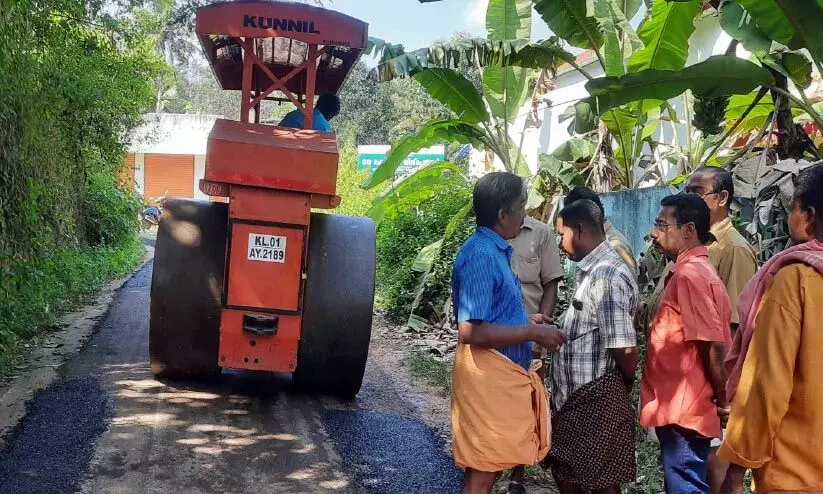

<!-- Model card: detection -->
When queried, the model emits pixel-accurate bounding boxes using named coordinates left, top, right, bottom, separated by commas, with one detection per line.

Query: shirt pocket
left=563, top=300, right=598, bottom=342
left=650, top=302, right=685, bottom=344
left=513, top=255, right=540, bottom=284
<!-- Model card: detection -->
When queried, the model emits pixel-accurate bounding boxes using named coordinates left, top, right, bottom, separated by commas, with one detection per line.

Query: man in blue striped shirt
left=452, top=172, right=567, bottom=494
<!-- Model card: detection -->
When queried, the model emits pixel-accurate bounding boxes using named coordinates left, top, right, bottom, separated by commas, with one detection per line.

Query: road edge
left=0, top=243, right=155, bottom=449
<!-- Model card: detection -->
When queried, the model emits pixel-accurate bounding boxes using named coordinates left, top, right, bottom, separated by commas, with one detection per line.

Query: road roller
left=149, top=0, right=375, bottom=398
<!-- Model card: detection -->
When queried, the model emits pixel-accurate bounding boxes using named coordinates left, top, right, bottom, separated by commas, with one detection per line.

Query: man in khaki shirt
left=685, top=168, right=758, bottom=327
left=507, top=215, right=564, bottom=494
left=647, top=168, right=757, bottom=329
left=675, top=167, right=757, bottom=494
left=510, top=216, right=565, bottom=318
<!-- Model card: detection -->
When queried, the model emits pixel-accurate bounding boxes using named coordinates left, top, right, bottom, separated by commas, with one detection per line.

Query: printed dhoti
left=549, top=372, right=636, bottom=488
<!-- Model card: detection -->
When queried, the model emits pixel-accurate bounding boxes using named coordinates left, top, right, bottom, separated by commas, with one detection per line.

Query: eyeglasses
left=681, top=188, right=719, bottom=199
left=652, top=220, right=679, bottom=232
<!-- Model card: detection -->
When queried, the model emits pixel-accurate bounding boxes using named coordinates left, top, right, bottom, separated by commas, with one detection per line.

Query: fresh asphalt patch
left=323, top=409, right=462, bottom=493
left=0, top=378, right=113, bottom=494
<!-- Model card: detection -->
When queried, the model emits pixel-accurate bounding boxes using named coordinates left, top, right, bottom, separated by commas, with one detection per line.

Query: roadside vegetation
left=0, top=0, right=162, bottom=374
left=0, top=237, right=144, bottom=375
left=405, top=351, right=452, bottom=393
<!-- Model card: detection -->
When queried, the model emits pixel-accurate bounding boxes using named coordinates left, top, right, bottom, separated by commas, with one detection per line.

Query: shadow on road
left=85, top=360, right=354, bottom=493
left=0, top=248, right=462, bottom=494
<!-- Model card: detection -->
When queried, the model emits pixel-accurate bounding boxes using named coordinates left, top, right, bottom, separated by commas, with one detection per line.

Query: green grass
left=405, top=350, right=452, bottom=392
left=0, top=234, right=144, bottom=375
left=624, top=428, right=665, bottom=493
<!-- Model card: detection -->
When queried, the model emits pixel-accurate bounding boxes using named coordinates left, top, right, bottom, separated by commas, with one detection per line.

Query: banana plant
left=539, top=0, right=823, bottom=185
left=710, top=0, right=823, bottom=162
left=580, top=0, right=823, bottom=164
left=546, top=0, right=708, bottom=190
left=363, top=0, right=549, bottom=326
left=362, top=11, right=573, bottom=186
left=411, top=0, right=823, bottom=184
left=362, top=0, right=546, bottom=188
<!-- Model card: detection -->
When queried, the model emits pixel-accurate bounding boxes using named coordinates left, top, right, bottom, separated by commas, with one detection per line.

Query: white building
left=126, top=113, right=221, bottom=202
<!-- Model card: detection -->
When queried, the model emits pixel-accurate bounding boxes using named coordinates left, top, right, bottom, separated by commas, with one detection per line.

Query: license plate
left=247, top=233, right=286, bottom=263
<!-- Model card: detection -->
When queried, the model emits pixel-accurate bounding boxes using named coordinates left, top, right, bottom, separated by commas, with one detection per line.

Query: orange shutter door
left=144, top=154, right=194, bottom=201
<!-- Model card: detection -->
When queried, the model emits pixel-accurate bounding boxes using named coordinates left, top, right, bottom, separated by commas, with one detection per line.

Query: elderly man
left=451, top=172, right=567, bottom=494
left=641, top=194, right=731, bottom=493
left=564, top=186, right=636, bottom=275
left=683, top=167, right=758, bottom=493
left=548, top=199, right=639, bottom=494
left=717, top=164, right=823, bottom=492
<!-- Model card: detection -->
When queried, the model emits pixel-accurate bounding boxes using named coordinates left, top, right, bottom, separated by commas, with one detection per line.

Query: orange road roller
left=149, top=0, right=375, bottom=398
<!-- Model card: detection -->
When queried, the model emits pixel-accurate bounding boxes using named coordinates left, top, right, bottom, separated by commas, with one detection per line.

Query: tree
left=333, top=62, right=455, bottom=148
left=362, top=0, right=567, bottom=323
left=335, top=33, right=483, bottom=149
left=163, top=64, right=240, bottom=118
left=0, top=0, right=162, bottom=260
left=361, top=1, right=576, bottom=187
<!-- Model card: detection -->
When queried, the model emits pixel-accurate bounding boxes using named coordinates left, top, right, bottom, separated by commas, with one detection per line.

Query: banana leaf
left=413, top=69, right=490, bottom=124
left=361, top=119, right=487, bottom=189
left=586, top=56, right=775, bottom=114
left=627, top=0, right=700, bottom=72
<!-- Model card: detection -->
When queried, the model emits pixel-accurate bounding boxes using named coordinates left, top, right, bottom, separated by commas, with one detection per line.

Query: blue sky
left=328, top=0, right=552, bottom=59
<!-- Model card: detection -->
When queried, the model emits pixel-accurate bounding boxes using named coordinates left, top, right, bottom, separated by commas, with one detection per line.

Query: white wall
left=129, top=113, right=220, bottom=199
left=194, top=155, right=207, bottom=200
left=130, top=113, right=221, bottom=156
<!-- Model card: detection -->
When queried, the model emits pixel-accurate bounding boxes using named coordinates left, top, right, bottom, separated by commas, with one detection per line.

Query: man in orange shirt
left=640, top=194, right=731, bottom=493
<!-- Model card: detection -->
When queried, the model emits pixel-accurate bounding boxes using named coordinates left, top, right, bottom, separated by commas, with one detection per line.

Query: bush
left=376, top=188, right=473, bottom=323
left=0, top=234, right=144, bottom=375
left=412, top=209, right=475, bottom=323
left=0, top=1, right=156, bottom=374
left=0, top=0, right=159, bottom=260
left=333, top=148, right=384, bottom=217
left=83, top=172, right=142, bottom=246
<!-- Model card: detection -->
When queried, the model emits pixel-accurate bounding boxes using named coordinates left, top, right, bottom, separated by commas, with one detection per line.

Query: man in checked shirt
left=548, top=199, right=639, bottom=494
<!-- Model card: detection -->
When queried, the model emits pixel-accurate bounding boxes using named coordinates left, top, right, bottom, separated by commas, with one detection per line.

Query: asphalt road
left=0, top=260, right=462, bottom=493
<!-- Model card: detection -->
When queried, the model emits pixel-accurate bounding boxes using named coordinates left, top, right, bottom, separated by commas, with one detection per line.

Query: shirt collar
left=674, top=245, right=709, bottom=267
left=578, top=240, right=612, bottom=272
left=710, top=217, right=733, bottom=243
left=476, top=226, right=512, bottom=253
left=521, top=217, right=536, bottom=231
left=604, top=219, right=614, bottom=233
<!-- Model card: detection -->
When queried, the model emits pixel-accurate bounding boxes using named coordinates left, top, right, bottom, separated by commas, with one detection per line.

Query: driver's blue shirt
left=278, top=108, right=332, bottom=132
left=452, top=226, right=532, bottom=369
